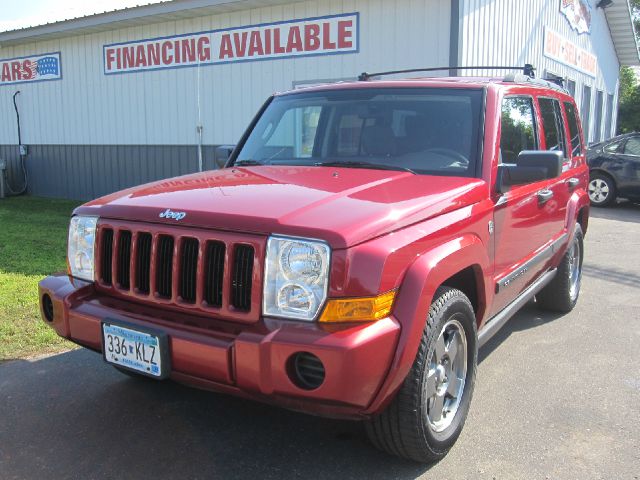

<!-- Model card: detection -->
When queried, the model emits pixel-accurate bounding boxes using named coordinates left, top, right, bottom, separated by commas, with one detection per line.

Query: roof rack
left=357, top=64, right=569, bottom=94
left=358, top=64, right=537, bottom=81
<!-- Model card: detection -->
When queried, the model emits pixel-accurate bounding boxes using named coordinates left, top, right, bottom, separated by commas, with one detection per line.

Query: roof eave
left=0, top=0, right=301, bottom=46
left=604, top=0, right=640, bottom=66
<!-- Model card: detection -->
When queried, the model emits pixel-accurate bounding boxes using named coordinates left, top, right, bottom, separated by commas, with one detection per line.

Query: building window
left=581, top=85, right=592, bottom=144
left=500, top=96, right=537, bottom=164
left=594, top=90, right=604, bottom=143
left=604, top=93, right=614, bottom=140
left=566, top=79, right=576, bottom=98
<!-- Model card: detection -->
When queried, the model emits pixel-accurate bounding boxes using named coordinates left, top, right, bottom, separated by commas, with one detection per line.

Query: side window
left=539, top=97, right=567, bottom=156
left=623, top=137, right=640, bottom=156
left=604, top=141, right=622, bottom=154
left=500, top=96, right=537, bottom=164
left=564, top=101, right=582, bottom=156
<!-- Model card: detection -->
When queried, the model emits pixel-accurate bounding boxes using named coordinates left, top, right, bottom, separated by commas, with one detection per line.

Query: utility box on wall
left=0, top=158, right=6, bottom=199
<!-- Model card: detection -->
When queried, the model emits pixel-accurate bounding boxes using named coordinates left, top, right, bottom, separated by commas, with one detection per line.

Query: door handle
left=537, top=189, right=553, bottom=204
left=566, top=177, right=580, bottom=189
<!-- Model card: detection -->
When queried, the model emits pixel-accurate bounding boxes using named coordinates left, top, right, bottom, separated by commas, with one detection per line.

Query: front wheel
left=365, top=287, right=477, bottom=463
left=588, top=173, right=616, bottom=207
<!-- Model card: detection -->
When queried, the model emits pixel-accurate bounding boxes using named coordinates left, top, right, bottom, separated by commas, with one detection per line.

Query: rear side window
left=564, top=101, right=582, bottom=156
left=539, top=98, right=567, bottom=155
left=500, top=96, right=537, bottom=164
left=624, top=137, right=640, bottom=156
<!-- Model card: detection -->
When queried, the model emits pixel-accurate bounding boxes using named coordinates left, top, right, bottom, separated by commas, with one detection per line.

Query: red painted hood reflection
left=77, top=166, right=487, bottom=248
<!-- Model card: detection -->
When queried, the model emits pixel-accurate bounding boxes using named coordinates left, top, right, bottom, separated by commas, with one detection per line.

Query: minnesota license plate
left=102, top=321, right=169, bottom=379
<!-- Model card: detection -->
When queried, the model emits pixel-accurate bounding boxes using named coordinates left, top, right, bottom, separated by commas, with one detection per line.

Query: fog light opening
left=42, top=294, right=54, bottom=322
left=287, top=352, right=325, bottom=390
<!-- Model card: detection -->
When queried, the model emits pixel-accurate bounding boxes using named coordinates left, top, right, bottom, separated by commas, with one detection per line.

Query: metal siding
left=0, top=144, right=218, bottom=199
left=459, top=0, right=621, bottom=142
left=0, top=0, right=452, bottom=147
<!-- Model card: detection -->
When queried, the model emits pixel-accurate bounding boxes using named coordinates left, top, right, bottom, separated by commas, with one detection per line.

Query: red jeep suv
left=39, top=68, right=589, bottom=463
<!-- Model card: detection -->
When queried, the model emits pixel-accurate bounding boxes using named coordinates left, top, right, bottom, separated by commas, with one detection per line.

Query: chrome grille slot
left=179, top=238, right=199, bottom=303
left=204, top=241, right=225, bottom=308
left=156, top=235, right=174, bottom=299
left=117, top=230, right=132, bottom=289
left=100, top=229, right=114, bottom=285
left=135, top=233, right=152, bottom=294
left=231, top=244, right=254, bottom=311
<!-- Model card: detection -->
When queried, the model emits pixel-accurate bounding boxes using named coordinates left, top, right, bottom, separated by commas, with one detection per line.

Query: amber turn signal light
left=318, top=290, right=396, bottom=323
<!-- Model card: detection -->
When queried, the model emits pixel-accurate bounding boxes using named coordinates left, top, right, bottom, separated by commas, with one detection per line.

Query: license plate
left=102, top=321, right=169, bottom=379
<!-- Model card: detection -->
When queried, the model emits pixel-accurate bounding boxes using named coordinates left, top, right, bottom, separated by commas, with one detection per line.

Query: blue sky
left=0, top=0, right=163, bottom=32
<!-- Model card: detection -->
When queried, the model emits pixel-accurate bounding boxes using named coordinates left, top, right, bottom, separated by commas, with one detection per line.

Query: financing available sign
left=0, top=52, right=62, bottom=86
left=103, top=13, right=359, bottom=75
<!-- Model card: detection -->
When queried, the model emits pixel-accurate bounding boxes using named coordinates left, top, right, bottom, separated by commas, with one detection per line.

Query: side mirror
left=498, top=150, right=563, bottom=192
left=214, top=145, right=236, bottom=169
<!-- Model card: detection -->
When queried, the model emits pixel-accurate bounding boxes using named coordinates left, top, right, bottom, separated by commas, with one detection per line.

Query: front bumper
left=39, top=274, right=401, bottom=419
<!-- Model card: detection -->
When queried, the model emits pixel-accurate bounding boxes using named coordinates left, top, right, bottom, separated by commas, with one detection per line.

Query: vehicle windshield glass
left=235, top=87, right=484, bottom=177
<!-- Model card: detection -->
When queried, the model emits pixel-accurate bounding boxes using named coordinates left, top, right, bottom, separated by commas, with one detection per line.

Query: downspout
left=6, top=91, right=28, bottom=196
left=196, top=60, right=204, bottom=172
left=449, top=0, right=461, bottom=77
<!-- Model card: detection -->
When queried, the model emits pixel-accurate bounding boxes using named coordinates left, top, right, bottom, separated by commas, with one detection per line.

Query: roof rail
left=502, top=72, right=569, bottom=93
left=358, top=64, right=536, bottom=81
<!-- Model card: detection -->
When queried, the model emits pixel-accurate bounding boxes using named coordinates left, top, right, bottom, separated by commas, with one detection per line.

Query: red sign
left=103, top=13, right=359, bottom=74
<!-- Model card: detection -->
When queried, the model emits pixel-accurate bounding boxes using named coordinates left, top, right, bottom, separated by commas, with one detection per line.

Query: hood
left=76, top=166, right=487, bottom=249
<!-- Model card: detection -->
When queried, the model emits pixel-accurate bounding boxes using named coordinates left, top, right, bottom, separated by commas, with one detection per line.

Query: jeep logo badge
left=159, top=208, right=186, bottom=221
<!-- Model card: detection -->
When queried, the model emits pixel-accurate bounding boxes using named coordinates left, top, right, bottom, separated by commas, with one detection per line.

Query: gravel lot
left=1, top=203, right=639, bottom=480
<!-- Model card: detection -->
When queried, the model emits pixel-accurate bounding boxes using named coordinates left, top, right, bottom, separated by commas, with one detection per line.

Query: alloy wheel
left=425, top=318, right=467, bottom=433
left=588, top=178, right=610, bottom=204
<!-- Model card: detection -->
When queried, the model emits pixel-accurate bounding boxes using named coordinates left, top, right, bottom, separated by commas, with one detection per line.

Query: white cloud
left=0, top=0, right=165, bottom=32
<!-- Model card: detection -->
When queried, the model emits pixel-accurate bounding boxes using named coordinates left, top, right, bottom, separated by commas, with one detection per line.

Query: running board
left=478, top=269, right=557, bottom=348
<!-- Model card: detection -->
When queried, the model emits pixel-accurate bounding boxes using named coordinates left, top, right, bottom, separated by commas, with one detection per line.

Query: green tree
left=632, top=0, right=639, bottom=39
left=618, top=66, right=640, bottom=133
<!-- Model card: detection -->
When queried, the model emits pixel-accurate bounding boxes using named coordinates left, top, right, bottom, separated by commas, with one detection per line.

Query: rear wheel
left=537, top=223, right=584, bottom=313
left=588, top=173, right=616, bottom=207
left=365, top=287, right=477, bottom=463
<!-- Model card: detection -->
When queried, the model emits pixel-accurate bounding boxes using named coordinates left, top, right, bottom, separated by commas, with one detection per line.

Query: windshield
left=234, top=87, right=484, bottom=176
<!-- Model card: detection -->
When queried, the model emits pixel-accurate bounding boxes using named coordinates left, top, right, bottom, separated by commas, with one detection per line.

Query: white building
left=0, top=0, right=638, bottom=199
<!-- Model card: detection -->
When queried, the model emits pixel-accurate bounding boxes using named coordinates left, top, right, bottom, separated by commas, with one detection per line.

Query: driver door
left=491, top=95, right=559, bottom=315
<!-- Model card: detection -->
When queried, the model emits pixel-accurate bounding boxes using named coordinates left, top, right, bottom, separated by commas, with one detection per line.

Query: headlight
left=68, top=216, right=98, bottom=281
left=263, top=236, right=330, bottom=321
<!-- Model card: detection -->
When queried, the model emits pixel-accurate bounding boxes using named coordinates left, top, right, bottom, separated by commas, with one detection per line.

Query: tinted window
left=236, top=88, right=484, bottom=177
left=500, top=96, right=537, bottom=164
left=604, top=141, right=622, bottom=154
left=624, top=137, right=640, bottom=156
left=564, top=101, right=582, bottom=156
left=539, top=98, right=567, bottom=155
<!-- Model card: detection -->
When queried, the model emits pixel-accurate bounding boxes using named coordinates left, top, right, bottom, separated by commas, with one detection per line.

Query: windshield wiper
left=233, top=159, right=264, bottom=166
left=315, top=161, right=416, bottom=174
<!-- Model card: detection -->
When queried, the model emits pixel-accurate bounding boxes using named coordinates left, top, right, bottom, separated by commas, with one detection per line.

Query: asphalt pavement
left=1, top=203, right=639, bottom=480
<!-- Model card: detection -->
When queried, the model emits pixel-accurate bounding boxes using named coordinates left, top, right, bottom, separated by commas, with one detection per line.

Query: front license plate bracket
left=101, top=319, right=170, bottom=380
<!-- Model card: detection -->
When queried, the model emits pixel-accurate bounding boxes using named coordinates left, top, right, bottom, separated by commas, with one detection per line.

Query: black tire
left=365, top=287, right=478, bottom=463
left=537, top=223, right=584, bottom=313
left=588, top=172, right=616, bottom=207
